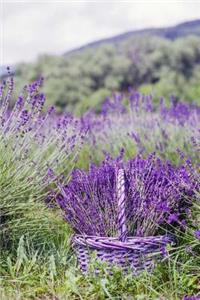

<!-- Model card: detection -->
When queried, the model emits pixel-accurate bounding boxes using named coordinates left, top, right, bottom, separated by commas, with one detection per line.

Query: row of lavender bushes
left=79, top=92, right=200, bottom=166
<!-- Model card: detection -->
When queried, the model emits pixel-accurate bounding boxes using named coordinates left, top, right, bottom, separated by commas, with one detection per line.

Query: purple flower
left=167, top=213, right=179, bottom=224
left=194, top=230, right=200, bottom=240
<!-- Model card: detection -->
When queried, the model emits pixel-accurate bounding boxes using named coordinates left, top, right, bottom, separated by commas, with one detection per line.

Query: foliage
left=11, top=35, right=200, bottom=113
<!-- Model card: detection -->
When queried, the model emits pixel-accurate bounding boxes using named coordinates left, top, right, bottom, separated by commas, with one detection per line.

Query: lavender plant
left=57, top=153, right=197, bottom=237
left=0, top=71, right=85, bottom=247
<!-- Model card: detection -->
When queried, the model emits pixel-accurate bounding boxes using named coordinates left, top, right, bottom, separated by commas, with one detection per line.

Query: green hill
left=65, top=19, right=200, bottom=55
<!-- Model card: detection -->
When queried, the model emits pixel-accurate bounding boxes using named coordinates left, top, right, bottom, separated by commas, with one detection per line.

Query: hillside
left=65, top=19, right=200, bottom=55
left=10, top=19, right=200, bottom=113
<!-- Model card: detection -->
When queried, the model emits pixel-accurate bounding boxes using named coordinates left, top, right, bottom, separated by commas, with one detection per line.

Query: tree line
left=14, top=34, right=200, bottom=114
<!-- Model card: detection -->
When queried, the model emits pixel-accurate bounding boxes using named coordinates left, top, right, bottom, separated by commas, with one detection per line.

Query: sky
left=1, top=0, right=200, bottom=65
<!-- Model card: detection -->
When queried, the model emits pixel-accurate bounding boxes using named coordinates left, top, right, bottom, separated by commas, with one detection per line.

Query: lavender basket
left=72, top=169, right=171, bottom=274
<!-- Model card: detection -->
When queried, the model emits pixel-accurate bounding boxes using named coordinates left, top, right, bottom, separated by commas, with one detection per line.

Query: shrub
left=0, top=72, right=85, bottom=249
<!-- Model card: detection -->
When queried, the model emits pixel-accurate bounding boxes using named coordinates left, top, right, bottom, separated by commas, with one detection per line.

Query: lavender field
left=0, top=70, right=199, bottom=300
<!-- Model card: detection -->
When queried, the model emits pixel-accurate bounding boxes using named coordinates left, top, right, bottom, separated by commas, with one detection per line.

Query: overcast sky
left=1, top=0, right=200, bottom=65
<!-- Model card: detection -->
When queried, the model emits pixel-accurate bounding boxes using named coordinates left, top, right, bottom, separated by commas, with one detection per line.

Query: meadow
left=0, top=72, right=200, bottom=300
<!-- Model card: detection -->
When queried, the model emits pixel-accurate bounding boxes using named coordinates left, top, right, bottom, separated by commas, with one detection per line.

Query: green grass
left=1, top=212, right=200, bottom=300
left=1, top=249, right=199, bottom=299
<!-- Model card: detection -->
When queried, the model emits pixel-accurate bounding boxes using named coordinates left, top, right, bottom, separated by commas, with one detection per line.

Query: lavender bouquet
left=57, top=153, right=196, bottom=237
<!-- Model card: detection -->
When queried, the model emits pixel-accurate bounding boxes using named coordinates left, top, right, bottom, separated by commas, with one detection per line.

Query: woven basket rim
left=73, top=234, right=172, bottom=250
left=74, top=234, right=171, bottom=239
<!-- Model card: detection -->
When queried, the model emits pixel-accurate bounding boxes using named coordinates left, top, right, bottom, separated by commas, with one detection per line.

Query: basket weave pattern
left=73, top=169, right=171, bottom=274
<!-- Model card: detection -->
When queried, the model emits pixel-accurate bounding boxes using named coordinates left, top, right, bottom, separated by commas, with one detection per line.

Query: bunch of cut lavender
left=57, top=153, right=197, bottom=237
left=125, top=154, right=198, bottom=236
left=57, top=159, right=118, bottom=236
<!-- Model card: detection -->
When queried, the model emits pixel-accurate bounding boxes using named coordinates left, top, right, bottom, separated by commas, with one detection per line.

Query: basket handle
left=116, top=168, right=127, bottom=242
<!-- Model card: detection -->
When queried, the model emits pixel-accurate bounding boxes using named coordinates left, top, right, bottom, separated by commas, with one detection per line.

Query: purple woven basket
left=72, top=169, right=171, bottom=274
